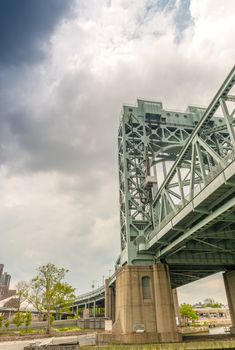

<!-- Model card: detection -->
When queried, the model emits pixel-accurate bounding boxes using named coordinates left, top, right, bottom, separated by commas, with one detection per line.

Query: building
left=0, top=264, right=16, bottom=300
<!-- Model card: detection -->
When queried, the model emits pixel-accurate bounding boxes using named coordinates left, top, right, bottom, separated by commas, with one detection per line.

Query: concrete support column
left=111, top=287, right=116, bottom=323
left=172, top=288, right=180, bottom=325
left=105, top=279, right=112, bottom=319
left=223, top=270, right=235, bottom=334
left=93, top=301, right=96, bottom=317
left=153, top=263, right=180, bottom=342
left=83, top=303, right=89, bottom=318
left=105, top=279, right=116, bottom=322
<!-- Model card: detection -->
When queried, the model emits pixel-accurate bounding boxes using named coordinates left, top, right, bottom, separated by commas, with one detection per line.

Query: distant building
left=194, top=307, right=230, bottom=320
left=0, top=264, right=16, bottom=300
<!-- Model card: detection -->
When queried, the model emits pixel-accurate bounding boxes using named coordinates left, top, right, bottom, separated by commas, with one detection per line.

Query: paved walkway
left=0, top=333, right=96, bottom=349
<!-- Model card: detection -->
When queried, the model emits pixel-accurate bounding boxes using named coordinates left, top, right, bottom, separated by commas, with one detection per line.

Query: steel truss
left=118, top=66, right=235, bottom=285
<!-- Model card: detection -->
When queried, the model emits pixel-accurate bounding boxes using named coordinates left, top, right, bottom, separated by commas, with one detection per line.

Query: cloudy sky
left=0, top=0, right=234, bottom=304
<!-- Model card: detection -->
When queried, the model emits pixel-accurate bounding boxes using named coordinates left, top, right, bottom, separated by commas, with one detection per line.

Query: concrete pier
left=172, top=288, right=180, bottom=325
left=105, top=279, right=115, bottom=322
left=223, top=270, right=235, bottom=334
left=153, top=263, right=179, bottom=342
left=109, top=263, right=181, bottom=343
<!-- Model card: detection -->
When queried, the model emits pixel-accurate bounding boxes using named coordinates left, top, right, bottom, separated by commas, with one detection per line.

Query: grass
left=0, top=326, right=84, bottom=338
left=53, top=326, right=83, bottom=332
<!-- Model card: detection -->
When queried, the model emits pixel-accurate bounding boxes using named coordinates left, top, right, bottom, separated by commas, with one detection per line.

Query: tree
left=180, top=304, right=199, bottom=325
left=29, top=263, right=75, bottom=334
left=53, top=282, right=76, bottom=320
left=24, top=312, right=32, bottom=332
left=15, top=281, right=29, bottom=312
left=13, top=312, right=25, bottom=330
left=0, top=315, right=3, bottom=328
left=26, top=280, right=45, bottom=320
left=203, top=298, right=223, bottom=308
left=4, top=320, right=10, bottom=329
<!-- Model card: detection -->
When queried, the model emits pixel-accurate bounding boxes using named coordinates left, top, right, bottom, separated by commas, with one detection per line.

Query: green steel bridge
left=74, top=66, right=235, bottom=334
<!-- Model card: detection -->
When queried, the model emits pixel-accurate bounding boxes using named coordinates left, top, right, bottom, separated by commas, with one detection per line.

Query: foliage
left=13, top=312, right=25, bottom=329
left=15, top=281, right=29, bottom=312
left=29, top=263, right=75, bottom=334
left=95, top=307, right=105, bottom=317
left=180, top=304, right=199, bottom=324
left=4, top=320, right=10, bottom=329
left=50, top=314, right=55, bottom=325
left=55, top=326, right=82, bottom=332
left=26, top=280, right=45, bottom=320
left=203, top=298, right=223, bottom=308
left=24, top=312, right=32, bottom=331
left=53, top=282, right=76, bottom=320
left=0, top=315, right=3, bottom=328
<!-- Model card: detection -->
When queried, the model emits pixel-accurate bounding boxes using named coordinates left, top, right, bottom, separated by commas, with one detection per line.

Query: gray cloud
left=0, top=0, right=235, bottom=299
left=0, top=0, right=75, bottom=66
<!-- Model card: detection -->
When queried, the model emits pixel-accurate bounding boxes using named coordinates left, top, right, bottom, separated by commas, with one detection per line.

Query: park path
left=0, top=333, right=96, bottom=349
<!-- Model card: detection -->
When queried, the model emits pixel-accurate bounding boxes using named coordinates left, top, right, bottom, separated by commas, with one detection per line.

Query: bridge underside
left=158, top=162, right=235, bottom=288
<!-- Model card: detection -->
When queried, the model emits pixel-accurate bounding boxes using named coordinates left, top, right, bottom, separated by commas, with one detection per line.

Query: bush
left=13, top=312, right=25, bottom=329
left=0, top=315, right=3, bottom=329
left=25, top=312, right=32, bottom=332
left=4, top=320, right=10, bottom=329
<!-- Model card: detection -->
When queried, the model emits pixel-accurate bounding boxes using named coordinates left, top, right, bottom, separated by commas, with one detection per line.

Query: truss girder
left=118, top=65, right=235, bottom=273
left=148, top=67, right=235, bottom=267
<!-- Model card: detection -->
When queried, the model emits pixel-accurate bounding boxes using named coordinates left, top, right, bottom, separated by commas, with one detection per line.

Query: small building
left=194, top=307, right=230, bottom=320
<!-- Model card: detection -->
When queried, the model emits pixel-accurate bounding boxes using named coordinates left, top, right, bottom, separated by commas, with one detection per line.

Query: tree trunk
left=46, top=305, right=51, bottom=334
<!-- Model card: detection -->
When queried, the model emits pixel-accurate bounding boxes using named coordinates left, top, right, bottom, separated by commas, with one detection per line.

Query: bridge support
left=105, top=279, right=115, bottom=322
left=153, top=263, right=180, bottom=342
left=172, top=288, right=180, bottom=325
left=223, top=270, right=235, bottom=334
left=110, top=263, right=181, bottom=343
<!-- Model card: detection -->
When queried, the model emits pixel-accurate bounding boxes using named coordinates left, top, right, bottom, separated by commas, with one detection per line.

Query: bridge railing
left=149, top=65, right=235, bottom=241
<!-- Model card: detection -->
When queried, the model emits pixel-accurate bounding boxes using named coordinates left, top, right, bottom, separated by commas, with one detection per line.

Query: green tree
left=4, top=320, right=10, bottom=329
left=29, top=263, right=75, bottom=334
left=13, top=312, right=25, bottom=330
left=180, top=304, right=199, bottom=325
left=203, top=298, right=223, bottom=308
left=0, top=315, right=3, bottom=328
left=24, top=312, right=32, bottom=332
left=53, top=282, right=76, bottom=320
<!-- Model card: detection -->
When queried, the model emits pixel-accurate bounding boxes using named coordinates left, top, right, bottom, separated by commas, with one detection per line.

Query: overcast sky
left=0, top=0, right=234, bottom=304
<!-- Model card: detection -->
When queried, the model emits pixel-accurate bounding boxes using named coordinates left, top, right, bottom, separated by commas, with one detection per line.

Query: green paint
left=118, top=65, right=235, bottom=288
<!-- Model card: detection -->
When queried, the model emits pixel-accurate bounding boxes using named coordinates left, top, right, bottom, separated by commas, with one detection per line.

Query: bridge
left=74, top=66, right=235, bottom=344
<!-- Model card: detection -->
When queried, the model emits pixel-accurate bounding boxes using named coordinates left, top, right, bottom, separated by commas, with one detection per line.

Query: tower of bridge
left=108, top=66, right=235, bottom=343
left=75, top=66, right=235, bottom=344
